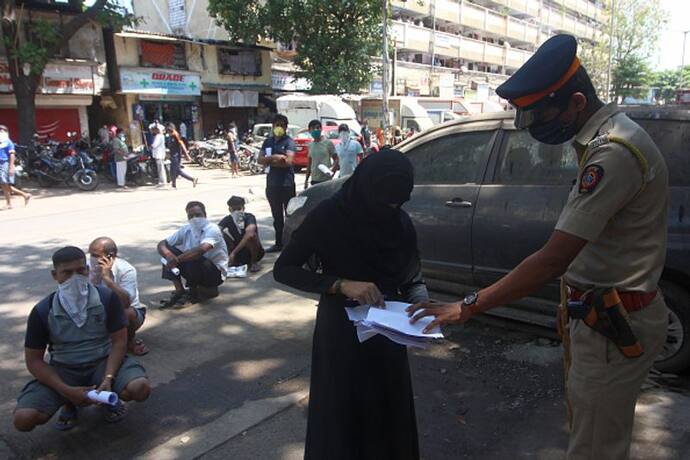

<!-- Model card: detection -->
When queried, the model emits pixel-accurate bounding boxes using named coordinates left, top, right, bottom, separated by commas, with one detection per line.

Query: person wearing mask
left=148, top=119, right=164, bottom=135
left=360, top=119, right=372, bottom=150
left=157, top=201, right=228, bottom=307
left=408, top=34, right=670, bottom=459
left=258, top=114, right=296, bottom=253
left=165, top=123, right=197, bottom=189
left=150, top=126, right=167, bottom=186
left=218, top=196, right=265, bottom=274
left=13, top=247, right=150, bottom=432
left=226, top=128, right=240, bottom=178
left=0, top=125, right=31, bottom=209
left=304, top=119, right=338, bottom=188
left=98, top=124, right=110, bottom=145
left=111, top=128, right=129, bottom=189
left=88, top=237, right=148, bottom=356
left=274, top=150, right=427, bottom=459
left=335, top=123, right=363, bottom=178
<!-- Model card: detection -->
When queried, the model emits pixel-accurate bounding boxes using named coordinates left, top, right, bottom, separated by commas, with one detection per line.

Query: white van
left=276, top=95, right=362, bottom=133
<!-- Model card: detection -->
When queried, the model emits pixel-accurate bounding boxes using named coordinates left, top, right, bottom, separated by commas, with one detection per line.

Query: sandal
left=160, top=291, right=186, bottom=309
left=103, top=400, right=127, bottom=423
left=129, top=338, right=149, bottom=356
left=54, top=405, right=78, bottom=431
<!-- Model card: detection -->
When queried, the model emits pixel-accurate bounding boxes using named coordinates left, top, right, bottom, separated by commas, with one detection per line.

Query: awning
left=218, top=89, right=258, bottom=108
left=203, top=82, right=272, bottom=93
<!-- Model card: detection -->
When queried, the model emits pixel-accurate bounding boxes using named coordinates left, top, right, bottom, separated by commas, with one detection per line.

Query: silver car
left=283, top=108, right=690, bottom=373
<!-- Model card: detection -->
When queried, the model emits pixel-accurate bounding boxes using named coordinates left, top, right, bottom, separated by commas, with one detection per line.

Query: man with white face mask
left=157, top=201, right=228, bottom=307
left=0, top=125, right=31, bottom=209
left=335, top=123, right=363, bottom=178
left=13, top=247, right=150, bottom=432
left=218, top=195, right=265, bottom=274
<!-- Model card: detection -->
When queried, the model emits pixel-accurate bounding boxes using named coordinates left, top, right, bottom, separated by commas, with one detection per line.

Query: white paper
left=265, top=147, right=272, bottom=156
left=344, top=301, right=443, bottom=348
left=367, top=307, right=443, bottom=339
left=317, top=164, right=334, bottom=176
left=87, top=390, right=119, bottom=406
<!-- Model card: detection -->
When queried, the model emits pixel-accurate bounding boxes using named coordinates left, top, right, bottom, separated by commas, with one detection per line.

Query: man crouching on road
left=88, top=237, right=149, bottom=356
left=157, top=201, right=228, bottom=308
left=14, top=246, right=150, bottom=432
left=218, top=195, right=265, bottom=276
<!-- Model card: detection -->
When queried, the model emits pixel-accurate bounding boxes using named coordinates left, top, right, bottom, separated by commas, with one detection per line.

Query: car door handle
left=445, top=198, right=473, bottom=208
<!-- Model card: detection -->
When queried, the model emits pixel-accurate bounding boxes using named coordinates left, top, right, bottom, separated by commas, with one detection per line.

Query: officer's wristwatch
left=462, top=291, right=481, bottom=316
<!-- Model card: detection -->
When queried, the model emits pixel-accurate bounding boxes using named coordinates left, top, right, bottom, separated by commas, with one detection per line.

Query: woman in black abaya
left=274, top=149, right=428, bottom=460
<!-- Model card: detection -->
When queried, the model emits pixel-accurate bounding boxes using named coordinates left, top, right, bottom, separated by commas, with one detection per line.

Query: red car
left=292, top=126, right=373, bottom=172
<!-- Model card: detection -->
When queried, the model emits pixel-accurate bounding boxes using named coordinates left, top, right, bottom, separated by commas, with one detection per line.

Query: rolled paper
left=87, top=390, right=119, bottom=406
left=317, top=164, right=334, bottom=176
left=161, top=257, right=180, bottom=275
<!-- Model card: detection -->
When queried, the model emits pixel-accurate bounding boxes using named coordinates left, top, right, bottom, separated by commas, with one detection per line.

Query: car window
left=495, top=130, right=578, bottom=185
left=406, top=130, right=494, bottom=185
left=631, top=118, right=690, bottom=186
left=406, top=120, right=421, bottom=132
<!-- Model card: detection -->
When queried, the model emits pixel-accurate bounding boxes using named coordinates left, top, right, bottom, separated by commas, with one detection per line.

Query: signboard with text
left=120, top=68, right=201, bottom=96
left=0, top=61, right=95, bottom=94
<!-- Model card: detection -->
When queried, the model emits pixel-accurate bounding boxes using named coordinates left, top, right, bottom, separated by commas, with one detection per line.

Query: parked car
left=292, top=125, right=363, bottom=172
left=283, top=107, right=690, bottom=373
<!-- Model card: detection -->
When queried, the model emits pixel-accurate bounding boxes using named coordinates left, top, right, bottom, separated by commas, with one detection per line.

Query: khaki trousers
left=566, top=295, right=668, bottom=460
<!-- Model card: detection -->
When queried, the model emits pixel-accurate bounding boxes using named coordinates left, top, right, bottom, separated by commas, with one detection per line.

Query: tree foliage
left=650, top=66, right=690, bottom=103
left=208, top=0, right=384, bottom=94
left=608, top=0, right=667, bottom=101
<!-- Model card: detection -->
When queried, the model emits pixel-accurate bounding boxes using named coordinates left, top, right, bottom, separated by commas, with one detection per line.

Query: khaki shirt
left=555, top=103, right=669, bottom=292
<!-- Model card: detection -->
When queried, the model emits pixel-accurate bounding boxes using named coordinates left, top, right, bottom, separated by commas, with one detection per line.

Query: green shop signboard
left=120, top=68, right=201, bottom=96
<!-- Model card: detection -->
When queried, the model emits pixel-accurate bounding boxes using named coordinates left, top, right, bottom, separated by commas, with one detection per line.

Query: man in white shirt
left=157, top=201, right=228, bottom=307
left=335, top=123, right=363, bottom=178
left=179, top=121, right=188, bottom=144
left=88, top=237, right=149, bottom=356
left=150, top=126, right=167, bottom=186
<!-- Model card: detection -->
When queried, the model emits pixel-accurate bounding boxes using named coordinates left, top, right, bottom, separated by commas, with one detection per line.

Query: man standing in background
left=258, top=114, right=296, bottom=253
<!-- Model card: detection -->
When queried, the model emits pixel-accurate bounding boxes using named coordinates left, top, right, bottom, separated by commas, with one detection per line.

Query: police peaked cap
left=496, top=34, right=580, bottom=110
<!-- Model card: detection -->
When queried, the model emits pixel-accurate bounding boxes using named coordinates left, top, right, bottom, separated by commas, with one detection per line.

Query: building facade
left=389, top=0, right=606, bottom=99
left=125, top=0, right=274, bottom=136
left=0, top=2, right=107, bottom=141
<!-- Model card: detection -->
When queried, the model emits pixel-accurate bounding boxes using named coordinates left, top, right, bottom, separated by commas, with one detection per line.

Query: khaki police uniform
left=555, top=102, right=669, bottom=459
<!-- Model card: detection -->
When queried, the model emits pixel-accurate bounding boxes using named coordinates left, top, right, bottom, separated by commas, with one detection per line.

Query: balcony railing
left=393, top=21, right=533, bottom=68
left=393, top=0, right=598, bottom=44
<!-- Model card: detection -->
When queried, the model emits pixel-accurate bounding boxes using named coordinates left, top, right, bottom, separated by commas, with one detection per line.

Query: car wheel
left=654, top=280, right=690, bottom=373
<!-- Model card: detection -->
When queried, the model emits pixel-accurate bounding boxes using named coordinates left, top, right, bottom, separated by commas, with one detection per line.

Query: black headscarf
left=333, top=149, right=417, bottom=289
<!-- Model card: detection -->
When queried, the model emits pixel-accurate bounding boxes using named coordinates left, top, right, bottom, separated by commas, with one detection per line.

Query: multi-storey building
left=107, top=0, right=276, bottom=137
left=0, top=1, right=108, bottom=140
left=389, top=0, right=607, bottom=99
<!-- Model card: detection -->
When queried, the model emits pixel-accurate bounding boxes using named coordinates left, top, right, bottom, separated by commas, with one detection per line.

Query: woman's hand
left=340, top=280, right=385, bottom=307
left=406, top=302, right=472, bottom=333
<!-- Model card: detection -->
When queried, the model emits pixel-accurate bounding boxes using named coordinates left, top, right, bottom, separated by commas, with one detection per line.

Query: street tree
left=0, top=0, right=136, bottom=144
left=609, top=0, right=667, bottom=102
left=208, top=0, right=384, bottom=94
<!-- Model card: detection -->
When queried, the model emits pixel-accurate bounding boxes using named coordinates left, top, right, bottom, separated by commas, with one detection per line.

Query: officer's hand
left=340, top=280, right=385, bottom=307
left=407, top=302, right=471, bottom=334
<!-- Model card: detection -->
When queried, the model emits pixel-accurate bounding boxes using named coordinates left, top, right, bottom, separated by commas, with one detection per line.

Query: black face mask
left=528, top=111, right=579, bottom=145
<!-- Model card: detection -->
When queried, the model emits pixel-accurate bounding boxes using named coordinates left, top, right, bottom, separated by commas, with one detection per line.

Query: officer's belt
left=568, top=287, right=657, bottom=313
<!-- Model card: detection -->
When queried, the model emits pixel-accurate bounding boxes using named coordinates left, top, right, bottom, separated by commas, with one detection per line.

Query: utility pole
left=681, top=30, right=690, bottom=69
left=605, top=0, right=615, bottom=102
left=382, top=0, right=390, bottom=139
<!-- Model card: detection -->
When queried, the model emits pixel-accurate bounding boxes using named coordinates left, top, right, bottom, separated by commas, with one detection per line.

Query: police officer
left=408, top=34, right=669, bottom=459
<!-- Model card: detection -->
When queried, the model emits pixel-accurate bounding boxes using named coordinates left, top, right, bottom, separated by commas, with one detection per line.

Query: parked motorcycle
left=189, top=137, right=228, bottom=168
left=238, top=143, right=264, bottom=175
left=31, top=150, right=99, bottom=191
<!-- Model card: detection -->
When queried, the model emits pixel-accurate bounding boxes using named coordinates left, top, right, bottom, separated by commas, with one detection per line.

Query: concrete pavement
left=1, top=165, right=689, bottom=459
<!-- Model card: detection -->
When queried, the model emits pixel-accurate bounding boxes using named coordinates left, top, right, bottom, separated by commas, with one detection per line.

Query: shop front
left=0, top=60, right=100, bottom=141
left=119, top=67, right=202, bottom=140
left=201, top=83, right=272, bottom=137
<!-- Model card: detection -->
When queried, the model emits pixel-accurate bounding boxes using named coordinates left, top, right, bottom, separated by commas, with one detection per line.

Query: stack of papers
left=345, top=301, right=443, bottom=348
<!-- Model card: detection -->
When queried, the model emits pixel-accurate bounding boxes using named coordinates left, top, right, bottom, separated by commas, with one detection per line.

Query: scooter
left=31, top=149, right=99, bottom=191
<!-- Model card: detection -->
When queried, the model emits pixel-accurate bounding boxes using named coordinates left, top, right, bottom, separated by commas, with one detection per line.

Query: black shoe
left=266, top=245, right=283, bottom=253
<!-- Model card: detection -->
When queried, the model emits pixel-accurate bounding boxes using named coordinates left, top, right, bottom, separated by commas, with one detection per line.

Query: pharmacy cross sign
left=120, top=68, right=202, bottom=95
